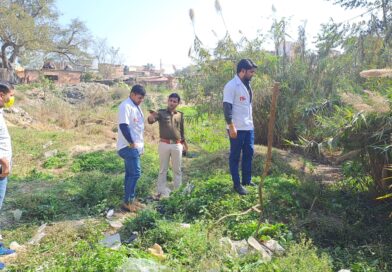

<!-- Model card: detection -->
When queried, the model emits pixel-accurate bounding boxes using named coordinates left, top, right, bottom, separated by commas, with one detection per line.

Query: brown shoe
left=121, top=202, right=137, bottom=212
left=133, top=200, right=146, bottom=209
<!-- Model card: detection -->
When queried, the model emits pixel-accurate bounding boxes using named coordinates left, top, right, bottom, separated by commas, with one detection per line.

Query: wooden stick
left=256, top=82, right=280, bottom=235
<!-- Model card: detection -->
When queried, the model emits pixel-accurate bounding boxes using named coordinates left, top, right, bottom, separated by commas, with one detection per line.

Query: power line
left=337, top=4, right=383, bottom=24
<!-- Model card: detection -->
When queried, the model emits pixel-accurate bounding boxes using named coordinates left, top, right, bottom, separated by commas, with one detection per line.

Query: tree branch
left=207, top=204, right=260, bottom=237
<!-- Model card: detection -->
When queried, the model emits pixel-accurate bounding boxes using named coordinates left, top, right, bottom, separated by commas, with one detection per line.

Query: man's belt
left=160, top=138, right=181, bottom=144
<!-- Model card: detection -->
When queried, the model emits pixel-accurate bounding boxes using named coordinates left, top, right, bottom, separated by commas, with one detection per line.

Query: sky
left=56, top=0, right=367, bottom=73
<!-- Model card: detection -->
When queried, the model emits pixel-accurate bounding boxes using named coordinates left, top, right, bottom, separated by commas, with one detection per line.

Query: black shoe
left=234, top=185, right=248, bottom=195
left=243, top=181, right=257, bottom=187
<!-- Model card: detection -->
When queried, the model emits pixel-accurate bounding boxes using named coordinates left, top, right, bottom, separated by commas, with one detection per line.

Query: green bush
left=13, top=168, right=54, bottom=183
left=266, top=239, right=333, bottom=272
left=7, top=221, right=129, bottom=271
left=225, top=239, right=332, bottom=271
left=50, top=241, right=128, bottom=271
left=227, top=220, right=259, bottom=240
left=17, top=192, right=69, bottom=221
left=340, top=160, right=374, bottom=192
left=327, top=245, right=388, bottom=272
left=69, top=171, right=123, bottom=213
left=80, top=71, right=95, bottom=82
left=122, top=209, right=160, bottom=236
left=186, top=117, right=229, bottom=153
left=138, top=221, right=227, bottom=270
left=160, top=175, right=239, bottom=221
left=262, top=175, right=305, bottom=219
left=71, top=151, right=123, bottom=173
left=43, top=152, right=68, bottom=169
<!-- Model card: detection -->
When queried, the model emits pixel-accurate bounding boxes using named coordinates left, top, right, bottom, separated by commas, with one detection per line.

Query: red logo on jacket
left=239, top=96, right=246, bottom=101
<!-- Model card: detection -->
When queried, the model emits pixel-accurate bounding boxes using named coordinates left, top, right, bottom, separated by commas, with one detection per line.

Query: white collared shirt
left=0, top=109, right=12, bottom=167
left=223, top=75, right=254, bottom=130
left=117, top=97, right=144, bottom=154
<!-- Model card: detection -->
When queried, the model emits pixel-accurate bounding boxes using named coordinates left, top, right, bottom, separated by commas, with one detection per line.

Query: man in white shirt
left=223, top=59, right=257, bottom=195
left=117, top=84, right=146, bottom=212
left=0, top=82, right=16, bottom=267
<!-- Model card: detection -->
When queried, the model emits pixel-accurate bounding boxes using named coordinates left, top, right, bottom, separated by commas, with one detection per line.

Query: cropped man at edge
left=0, top=82, right=17, bottom=269
left=117, top=84, right=147, bottom=212
left=223, top=59, right=258, bottom=195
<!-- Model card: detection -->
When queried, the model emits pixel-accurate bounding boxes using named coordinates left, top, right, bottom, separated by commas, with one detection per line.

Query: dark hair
left=236, top=59, right=257, bottom=74
left=168, top=93, right=180, bottom=102
left=0, top=82, right=13, bottom=94
left=131, top=84, right=146, bottom=96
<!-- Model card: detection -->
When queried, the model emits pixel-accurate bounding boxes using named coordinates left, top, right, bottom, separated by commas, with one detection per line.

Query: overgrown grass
left=5, top=220, right=131, bottom=271
left=120, top=210, right=333, bottom=271
left=5, top=147, right=159, bottom=223
left=184, top=114, right=229, bottom=153
left=10, top=127, right=104, bottom=177
left=159, top=149, right=392, bottom=271
left=2, top=88, right=391, bottom=271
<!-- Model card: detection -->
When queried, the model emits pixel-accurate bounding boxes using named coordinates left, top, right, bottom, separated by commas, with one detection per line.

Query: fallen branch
left=214, top=204, right=261, bottom=226
left=207, top=204, right=260, bottom=237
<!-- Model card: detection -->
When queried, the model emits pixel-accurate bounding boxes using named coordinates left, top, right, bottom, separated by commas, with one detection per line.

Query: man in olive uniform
left=148, top=93, right=188, bottom=198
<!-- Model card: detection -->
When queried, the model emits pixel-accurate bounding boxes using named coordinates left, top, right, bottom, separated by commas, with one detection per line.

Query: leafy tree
left=0, top=0, right=91, bottom=71
left=327, top=0, right=392, bottom=65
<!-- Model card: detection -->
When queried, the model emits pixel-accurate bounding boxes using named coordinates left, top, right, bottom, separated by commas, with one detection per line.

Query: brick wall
left=17, top=70, right=82, bottom=84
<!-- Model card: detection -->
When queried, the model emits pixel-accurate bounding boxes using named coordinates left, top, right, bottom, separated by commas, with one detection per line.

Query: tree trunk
left=0, top=42, right=15, bottom=71
left=0, top=44, right=8, bottom=70
left=381, top=0, right=391, bottom=45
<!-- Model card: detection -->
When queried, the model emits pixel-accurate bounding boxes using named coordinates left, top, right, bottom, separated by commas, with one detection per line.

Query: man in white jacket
left=223, top=59, right=257, bottom=195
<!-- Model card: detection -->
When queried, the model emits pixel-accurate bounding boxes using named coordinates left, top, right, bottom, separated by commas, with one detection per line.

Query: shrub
left=50, top=241, right=128, bottom=271
left=163, top=174, right=261, bottom=215
left=267, top=239, right=333, bottom=272
left=71, top=151, right=123, bottom=173
left=139, top=221, right=227, bottom=270
left=17, top=192, right=69, bottom=221
left=160, top=175, right=236, bottom=221
left=43, top=152, right=68, bottom=169
left=122, top=209, right=160, bottom=236
left=7, top=221, right=128, bottom=271
left=70, top=171, right=123, bottom=213
left=227, top=220, right=259, bottom=240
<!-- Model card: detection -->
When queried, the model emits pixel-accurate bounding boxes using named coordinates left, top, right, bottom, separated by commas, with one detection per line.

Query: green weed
left=71, top=151, right=123, bottom=173
left=43, top=152, right=68, bottom=169
left=122, top=209, right=160, bottom=236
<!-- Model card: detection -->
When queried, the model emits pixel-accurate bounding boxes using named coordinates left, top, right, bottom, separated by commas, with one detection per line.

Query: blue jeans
left=0, top=177, right=7, bottom=210
left=229, top=130, right=254, bottom=188
left=118, top=147, right=141, bottom=203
